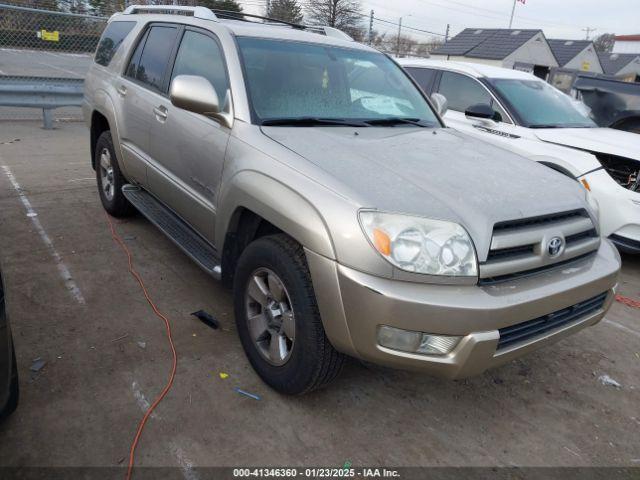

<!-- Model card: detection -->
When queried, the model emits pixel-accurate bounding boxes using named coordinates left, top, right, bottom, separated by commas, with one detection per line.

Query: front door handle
left=116, top=85, right=127, bottom=97
left=153, top=106, right=168, bottom=122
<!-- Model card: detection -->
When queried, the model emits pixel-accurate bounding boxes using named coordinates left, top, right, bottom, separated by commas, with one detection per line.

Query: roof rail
left=305, top=25, right=354, bottom=41
left=210, top=9, right=306, bottom=29
left=122, top=5, right=217, bottom=21
left=120, top=5, right=353, bottom=41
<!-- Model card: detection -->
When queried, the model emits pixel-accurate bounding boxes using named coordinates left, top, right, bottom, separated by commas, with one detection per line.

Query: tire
left=233, top=234, right=346, bottom=395
left=0, top=340, right=18, bottom=422
left=95, top=131, right=135, bottom=217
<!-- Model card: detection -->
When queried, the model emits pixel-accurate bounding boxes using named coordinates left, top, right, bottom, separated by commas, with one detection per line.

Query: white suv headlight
left=359, top=211, right=478, bottom=276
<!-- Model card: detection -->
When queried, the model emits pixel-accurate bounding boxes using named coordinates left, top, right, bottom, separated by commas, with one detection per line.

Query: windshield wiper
left=363, top=117, right=431, bottom=127
left=528, top=124, right=563, bottom=129
left=261, top=117, right=368, bottom=127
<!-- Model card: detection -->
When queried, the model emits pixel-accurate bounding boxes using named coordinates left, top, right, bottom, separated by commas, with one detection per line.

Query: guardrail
left=0, top=76, right=84, bottom=129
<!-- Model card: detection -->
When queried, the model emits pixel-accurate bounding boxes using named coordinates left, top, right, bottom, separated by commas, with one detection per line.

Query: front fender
left=529, top=153, right=600, bottom=179
left=90, top=89, right=129, bottom=177
left=217, top=170, right=335, bottom=259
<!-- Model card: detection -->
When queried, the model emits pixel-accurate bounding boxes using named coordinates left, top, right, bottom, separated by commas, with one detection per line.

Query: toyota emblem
left=547, top=237, right=564, bottom=257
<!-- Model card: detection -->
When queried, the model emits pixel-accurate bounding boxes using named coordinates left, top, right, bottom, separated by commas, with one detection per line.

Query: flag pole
left=509, top=0, right=517, bottom=28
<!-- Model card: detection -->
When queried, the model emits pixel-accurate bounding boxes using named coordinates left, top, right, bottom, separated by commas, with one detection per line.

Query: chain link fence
left=0, top=1, right=109, bottom=123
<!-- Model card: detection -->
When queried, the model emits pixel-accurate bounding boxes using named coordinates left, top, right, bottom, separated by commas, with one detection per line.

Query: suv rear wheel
left=95, top=131, right=135, bottom=217
left=234, top=234, right=346, bottom=394
left=0, top=278, right=18, bottom=421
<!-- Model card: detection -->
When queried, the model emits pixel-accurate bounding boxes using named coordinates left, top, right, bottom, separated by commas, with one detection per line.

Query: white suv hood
left=534, top=127, right=640, bottom=160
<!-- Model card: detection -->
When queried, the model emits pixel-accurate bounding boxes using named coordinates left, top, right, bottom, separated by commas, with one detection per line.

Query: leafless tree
left=593, top=33, right=615, bottom=53
left=305, top=0, right=363, bottom=38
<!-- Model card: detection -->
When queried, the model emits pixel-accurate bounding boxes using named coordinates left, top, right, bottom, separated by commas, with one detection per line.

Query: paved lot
left=0, top=48, right=92, bottom=78
left=0, top=122, right=639, bottom=471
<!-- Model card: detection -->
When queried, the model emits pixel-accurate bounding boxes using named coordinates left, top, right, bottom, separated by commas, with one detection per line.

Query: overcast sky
left=243, top=0, right=640, bottom=42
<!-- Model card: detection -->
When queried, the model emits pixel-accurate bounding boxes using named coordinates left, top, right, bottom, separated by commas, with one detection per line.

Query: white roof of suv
left=118, top=5, right=369, bottom=51
left=396, top=58, right=536, bottom=80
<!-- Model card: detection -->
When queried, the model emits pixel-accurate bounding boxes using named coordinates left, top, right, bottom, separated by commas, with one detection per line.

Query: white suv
left=398, top=59, right=640, bottom=254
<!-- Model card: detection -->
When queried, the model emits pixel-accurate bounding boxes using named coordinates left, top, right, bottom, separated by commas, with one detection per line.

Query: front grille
left=492, top=210, right=586, bottom=232
left=479, top=252, right=596, bottom=286
left=486, top=244, right=533, bottom=262
left=480, top=209, right=600, bottom=283
left=595, top=152, right=640, bottom=192
left=497, top=292, right=608, bottom=350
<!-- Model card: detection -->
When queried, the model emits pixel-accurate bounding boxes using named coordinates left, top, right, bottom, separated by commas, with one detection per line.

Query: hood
left=262, top=126, right=589, bottom=255
left=534, top=127, right=640, bottom=161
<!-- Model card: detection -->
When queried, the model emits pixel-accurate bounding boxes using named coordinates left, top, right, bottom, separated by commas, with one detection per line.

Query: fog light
left=377, top=325, right=422, bottom=352
left=417, top=334, right=461, bottom=355
left=377, top=325, right=461, bottom=356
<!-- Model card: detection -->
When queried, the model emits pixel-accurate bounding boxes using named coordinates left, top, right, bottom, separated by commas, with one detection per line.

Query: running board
left=122, top=185, right=221, bottom=280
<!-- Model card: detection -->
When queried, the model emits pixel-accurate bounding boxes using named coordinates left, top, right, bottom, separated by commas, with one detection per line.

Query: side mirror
left=170, top=75, right=233, bottom=128
left=465, top=103, right=501, bottom=122
left=431, top=93, right=448, bottom=117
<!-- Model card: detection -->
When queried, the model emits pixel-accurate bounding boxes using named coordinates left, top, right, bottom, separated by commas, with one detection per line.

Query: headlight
left=359, top=211, right=478, bottom=276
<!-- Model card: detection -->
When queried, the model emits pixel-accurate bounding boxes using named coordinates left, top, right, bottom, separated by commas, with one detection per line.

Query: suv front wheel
left=234, top=234, right=346, bottom=395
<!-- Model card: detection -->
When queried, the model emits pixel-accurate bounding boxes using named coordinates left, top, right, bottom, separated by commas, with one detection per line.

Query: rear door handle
left=153, top=106, right=168, bottom=122
left=116, top=85, right=127, bottom=97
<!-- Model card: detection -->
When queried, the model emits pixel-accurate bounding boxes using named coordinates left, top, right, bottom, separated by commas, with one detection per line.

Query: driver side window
left=170, top=30, right=229, bottom=99
left=438, top=71, right=510, bottom=122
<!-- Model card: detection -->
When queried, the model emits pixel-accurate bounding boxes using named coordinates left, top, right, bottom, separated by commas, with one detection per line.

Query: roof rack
left=213, top=11, right=353, bottom=39
left=121, top=5, right=354, bottom=41
left=122, top=5, right=217, bottom=21
left=210, top=9, right=306, bottom=29
left=305, top=25, right=354, bottom=41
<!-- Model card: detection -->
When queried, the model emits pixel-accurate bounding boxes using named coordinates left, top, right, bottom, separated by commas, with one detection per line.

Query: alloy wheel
left=244, top=268, right=295, bottom=366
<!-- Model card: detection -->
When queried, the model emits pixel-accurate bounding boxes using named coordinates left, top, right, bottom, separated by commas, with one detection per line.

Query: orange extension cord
left=106, top=213, right=178, bottom=480
left=616, top=294, right=640, bottom=309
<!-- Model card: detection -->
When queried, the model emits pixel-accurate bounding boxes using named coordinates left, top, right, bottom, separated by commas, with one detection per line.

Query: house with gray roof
left=547, top=39, right=603, bottom=73
left=598, top=52, right=640, bottom=80
left=431, top=28, right=558, bottom=78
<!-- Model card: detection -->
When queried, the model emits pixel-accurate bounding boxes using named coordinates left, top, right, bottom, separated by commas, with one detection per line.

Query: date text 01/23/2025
left=233, top=468, right=401, bottom=478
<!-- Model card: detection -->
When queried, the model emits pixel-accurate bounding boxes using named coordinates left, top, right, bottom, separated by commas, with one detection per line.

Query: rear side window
left=405, top=67, right=437, bottom=94
left=126, top=25, right=178, bottom=92
left=438, top=71, right=492, bottom=112
left=95, top=21, right=136, bottom=67
left=170, top=30, right=229, bottom=97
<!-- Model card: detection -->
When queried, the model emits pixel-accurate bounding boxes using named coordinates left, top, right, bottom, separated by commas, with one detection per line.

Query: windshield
left=237, top=37, right=439, bottom=126
left=488, top=78, right=597, bottom=128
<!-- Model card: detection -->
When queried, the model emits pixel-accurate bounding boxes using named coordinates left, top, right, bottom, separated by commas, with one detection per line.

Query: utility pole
left=396, top=16, right=403, bottom=57
left=445, top=23, right=450, bottom=43
left=368, top=9, right=374, bottom=46
left=582, top=27, right=596, bottom=40
left=266, top=0, right=270, bottom=15
left=508, top=0, right=517, bottom=28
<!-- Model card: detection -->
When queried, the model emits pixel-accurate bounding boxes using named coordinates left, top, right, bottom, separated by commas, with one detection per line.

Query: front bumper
left=609, top=233, right=640, bottom=254
left=307, top=240, right=620, bottom=379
